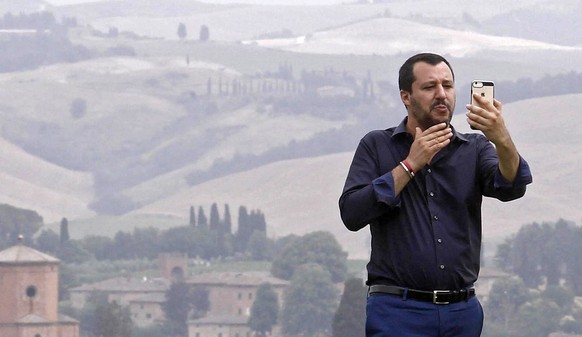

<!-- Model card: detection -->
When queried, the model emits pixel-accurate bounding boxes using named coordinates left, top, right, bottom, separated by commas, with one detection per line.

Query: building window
left=238, top=308, right=242, bottom=315
left=238, top=292, right=242, bottom=299
left=219, top=333, right=223, bottom=337
left=26, top=286, right=37, bottom=298
left=35, top=334, right=41, bottom=337
left=248, top=292, right=253, bottom=300
left=146, top=313, right=152, bottom=319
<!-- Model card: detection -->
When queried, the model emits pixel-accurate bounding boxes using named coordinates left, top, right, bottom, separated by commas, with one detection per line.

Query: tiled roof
left=0, top=244, right=59, bottom=265
left=18, top=314, right=47, bottom=323
left=130, top=292, right=166, bottom=304
left=17, top=313, right=79, bottom=324
left=188, top=314, right=249, bottom=325
left=187, top=271, right=288, bottom=287
left=70, top=276, right=169, bottom=293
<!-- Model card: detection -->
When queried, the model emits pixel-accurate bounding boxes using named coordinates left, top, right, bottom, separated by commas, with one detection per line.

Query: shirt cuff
left=494, top=156, right=533, bottom=189
left=372, top=172, right=401, bottom=207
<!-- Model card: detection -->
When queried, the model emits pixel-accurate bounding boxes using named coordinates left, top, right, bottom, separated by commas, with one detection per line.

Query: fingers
left=466, top=96, right=502, bottom=130
left=408, top=124, right=452, bottom=169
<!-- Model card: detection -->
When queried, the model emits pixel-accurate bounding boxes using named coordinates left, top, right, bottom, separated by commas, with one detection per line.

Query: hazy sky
left=45, top=0, right=350, bottom=5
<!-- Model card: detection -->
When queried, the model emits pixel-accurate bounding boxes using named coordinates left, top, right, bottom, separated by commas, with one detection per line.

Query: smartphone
left=471, top=80, right=494, bottom=107
left=470, top=80, right=495, bottom=129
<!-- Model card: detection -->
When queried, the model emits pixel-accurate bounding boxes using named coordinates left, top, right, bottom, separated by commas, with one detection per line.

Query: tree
left=59, top=217, right=69, bottom=246
left=58, top=240, right=92, bottom=264
left=163, top=282, right=209, bottom=335
left=163, top=282, right=191, bottom=336
left=81, top=235, right=114, bottom=260
left=281, top=263, right=338, bottom=337
left=249, top=283, right=279, bottom=337
left=131, top=227, right=160, bottom=260
left=0, top=204, right=43, bottom=244
left=510, top=223, right=544, bottom=287
left=223, top=204, right=232, bottom=234
left=209, top=202, right=220, bottom=230
left=177, top=22, right=187, bottom=40
left=35, top=229, right=60, bottom=254
left=514, top=298, right=561, bottom=337
left=199, top=24, right=209, bottom=41
left=271, top=231, right=348, bottom=283
left=197, top=206, right=208, bottom=230
left=332, top=278, right=366, bottom=337
left=483, top=277, right=532, bottom=334
left=93, top=301, right=133, bottom=337
left=160, top=226, right=198, bottom=257
left=247, top=231, right=274, bottom=261
left=189, top=206, right=196, bottom=227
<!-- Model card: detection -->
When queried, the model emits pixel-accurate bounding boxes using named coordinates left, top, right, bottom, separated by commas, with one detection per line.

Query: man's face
left=401, top=61, right=456, bottom=130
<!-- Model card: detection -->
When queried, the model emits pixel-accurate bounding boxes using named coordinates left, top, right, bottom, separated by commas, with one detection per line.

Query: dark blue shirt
left=339, top=118, right=532, bottom=290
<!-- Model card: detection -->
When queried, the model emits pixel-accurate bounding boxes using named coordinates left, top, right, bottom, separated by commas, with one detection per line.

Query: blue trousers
left=366, top=293, right=484, bottom=337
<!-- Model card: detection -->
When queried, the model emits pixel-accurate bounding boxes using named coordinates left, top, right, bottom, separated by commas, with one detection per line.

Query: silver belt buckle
left=433, top=290, right=450, bottom=304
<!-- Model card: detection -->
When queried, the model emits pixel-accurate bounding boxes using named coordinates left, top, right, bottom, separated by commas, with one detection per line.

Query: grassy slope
left=5, top=0, right=582, bottom=257
left=127, top=93, right=582, bottom=259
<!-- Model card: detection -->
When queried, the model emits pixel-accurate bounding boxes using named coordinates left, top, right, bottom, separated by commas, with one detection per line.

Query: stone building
left=0, top=243, right=79, bottom=337
left=188, top=271, right=288, bottom=337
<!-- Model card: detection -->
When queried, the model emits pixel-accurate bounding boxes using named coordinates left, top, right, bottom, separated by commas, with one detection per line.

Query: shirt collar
left=392, top=117, right=469, bottom=143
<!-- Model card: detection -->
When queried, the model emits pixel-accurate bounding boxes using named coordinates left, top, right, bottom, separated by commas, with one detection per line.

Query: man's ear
left=400, top=90, right=410, bottom=108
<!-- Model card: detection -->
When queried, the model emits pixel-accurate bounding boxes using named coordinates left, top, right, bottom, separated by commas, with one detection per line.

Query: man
left=339, top=53, right=532, bottom=336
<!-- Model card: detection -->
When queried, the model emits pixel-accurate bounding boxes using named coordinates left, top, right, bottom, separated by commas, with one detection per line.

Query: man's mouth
left=433, top=103, right=449, bottom=112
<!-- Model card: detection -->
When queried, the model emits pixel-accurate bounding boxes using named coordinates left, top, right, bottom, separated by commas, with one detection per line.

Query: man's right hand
left=407, top=123, right=453, bottom=171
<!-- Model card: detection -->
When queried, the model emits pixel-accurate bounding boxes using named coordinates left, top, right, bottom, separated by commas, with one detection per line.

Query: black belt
left=368, top=284, right=475, bottom=304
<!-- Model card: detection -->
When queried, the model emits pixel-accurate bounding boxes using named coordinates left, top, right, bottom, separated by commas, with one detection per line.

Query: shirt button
left=427, top=168, right=432, bottom=173
left=440, top=265, right=445, bottom=270
left=433, top=215, right=439, bottom=221
left=429, top=192, right=435, bottom=197
left=437, top=238, right=443, bottom=244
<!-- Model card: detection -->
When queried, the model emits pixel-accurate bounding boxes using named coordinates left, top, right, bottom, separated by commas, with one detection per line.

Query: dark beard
left=411, top=99, right=453, bottom=130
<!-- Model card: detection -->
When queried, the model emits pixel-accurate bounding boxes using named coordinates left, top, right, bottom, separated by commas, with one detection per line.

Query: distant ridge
left=132, top=93, right=582, bottom=258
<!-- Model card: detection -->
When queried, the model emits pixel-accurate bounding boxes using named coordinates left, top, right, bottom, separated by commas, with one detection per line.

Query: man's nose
left=435, top=85, right=446, bottom=98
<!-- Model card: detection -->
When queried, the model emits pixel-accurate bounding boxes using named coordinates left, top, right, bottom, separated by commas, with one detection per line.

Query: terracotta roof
left=17, top=313, right=79, bottom=324
left=70, top=276, right=169, bottom=293
left=187, top=271, right=288, bottom=287
left=0, top=245, right=59, bottom=265
left=188, top=314, right=249, bottom=325
left=130, top=292, right=166, bottom=304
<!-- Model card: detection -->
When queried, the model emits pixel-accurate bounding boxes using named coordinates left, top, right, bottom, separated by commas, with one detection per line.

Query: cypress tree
left=197, top=206, right=208, bottom=230
left=189, top=206, right=196, bottom=227
left=209, top=203, right=220, bottom=230
left=223, top=204, right=232, bottom=234
left=59, top=217, right=69, bottom=246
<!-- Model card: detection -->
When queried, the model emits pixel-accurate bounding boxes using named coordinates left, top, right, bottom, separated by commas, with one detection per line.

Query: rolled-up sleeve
left=490, top=155, right=533, bottom=201
left=339, top=132, right=400, bottom=231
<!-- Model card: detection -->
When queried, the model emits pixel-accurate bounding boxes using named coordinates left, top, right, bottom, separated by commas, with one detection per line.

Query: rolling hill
left=128, top=93, right=582, bottom=258
left=0, top=137, right=94, bottom=223
left=1, top=0, right=581, bottom=260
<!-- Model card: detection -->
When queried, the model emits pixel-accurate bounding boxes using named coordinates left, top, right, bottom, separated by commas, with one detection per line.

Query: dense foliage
left=271, top=231, right=348, bottom=283
left=484, top=219, right=582, bottom=337
left=281, top=263, right=339, bottom=337
left=332, top=278, right=366, bottom=337
left=249, top=283, right=279, bottom=336
left=0, top=203, right=43, bottom=248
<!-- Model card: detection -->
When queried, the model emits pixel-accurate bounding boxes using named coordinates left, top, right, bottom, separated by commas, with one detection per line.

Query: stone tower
left=158, top=252, right=188, bottom=282
left=0, top=243, right=79, bottom=337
